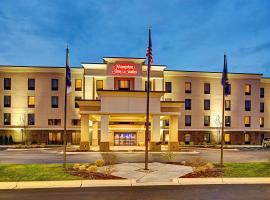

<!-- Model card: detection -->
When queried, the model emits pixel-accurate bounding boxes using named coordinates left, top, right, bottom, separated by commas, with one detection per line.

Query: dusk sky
left=1, top=0, right=270, bottom=76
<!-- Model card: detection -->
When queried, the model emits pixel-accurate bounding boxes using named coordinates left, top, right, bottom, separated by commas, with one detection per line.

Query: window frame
left=185, top=115, right=192, bottom=126
left=165, top=82, right=172, bottom=93
left=260, top=88, right=264, bottom=98
left=51, top=96, right=59, bottom=108
left=225, top=116, right=231, bottom=127
left=245, top=84, right=251, bottom=95
left=185, top=99, right=192, bottom=110
left=204, top=83, right=210, bottom=94
left=28, top=96, right=35, bottom=108
left=185, top=82, right=191, bottom=93
left=4, top=113, right=11, bottom=125
left=245, top=100, right=251, bottom=111
left=4, top=78, right=11, bottom=90
left=51, top=79, right=59, bottom=91
left=244, top=116, right=251, bottom=127
left=28, top=113, right=35, bottom=125
left=28, top=78, right=35, bottom=90
left=75, top=79, right=82, bottom=91
left=204, top=115, right=210, bottom=127
left=4, top=96, right=11, bottom=107
left=204, top=99, right=211, bottom=110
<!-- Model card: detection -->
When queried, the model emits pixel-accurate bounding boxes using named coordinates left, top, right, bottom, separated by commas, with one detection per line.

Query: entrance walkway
left=109, top=162, right=192, bottom=183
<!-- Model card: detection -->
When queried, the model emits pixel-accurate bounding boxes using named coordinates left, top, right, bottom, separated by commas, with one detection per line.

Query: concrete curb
left=1, top=177, right=270, bottom=189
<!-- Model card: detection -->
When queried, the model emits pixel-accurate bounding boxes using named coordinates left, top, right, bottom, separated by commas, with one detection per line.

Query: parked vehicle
left=262, top=138, right=270, bottom=148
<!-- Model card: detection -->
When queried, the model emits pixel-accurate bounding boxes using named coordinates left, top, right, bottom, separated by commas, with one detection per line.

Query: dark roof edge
left=0, top=65, right=82, bottom=69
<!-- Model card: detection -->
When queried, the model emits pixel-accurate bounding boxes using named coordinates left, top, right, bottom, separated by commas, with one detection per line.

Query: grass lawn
left=0, top=164, right=79, bottom=182
left=223, top=162, right=270, bottom=177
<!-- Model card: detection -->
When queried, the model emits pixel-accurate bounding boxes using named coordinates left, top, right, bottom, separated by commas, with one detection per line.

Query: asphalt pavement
left=1, top=185, right=270, bottom=200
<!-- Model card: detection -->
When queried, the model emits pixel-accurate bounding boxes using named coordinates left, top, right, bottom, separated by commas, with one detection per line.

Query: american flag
left=146, top=28, right=153, bottom=65
left=66, top=47, right=72, bottom=94
left=221, top=54, right=230, bottom=96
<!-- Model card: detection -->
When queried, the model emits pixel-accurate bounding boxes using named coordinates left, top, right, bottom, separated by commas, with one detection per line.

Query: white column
left=169, top=115, right=179, bottom=151
left=151, top=115, right=160, bottom=142
left=80, top=114, right=90, bottom=150
left=92, top=121, right=98, bottom=146
left=100, top=115, right=109, bottom=142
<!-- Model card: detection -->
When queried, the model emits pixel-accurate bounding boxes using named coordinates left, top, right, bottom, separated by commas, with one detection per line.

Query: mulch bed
left=180, top=167, right=224, bottom=178
left=67, top=169, right=125, bottom=180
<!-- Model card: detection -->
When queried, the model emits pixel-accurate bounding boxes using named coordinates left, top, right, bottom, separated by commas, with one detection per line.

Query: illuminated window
left=185, top=82, right=191, bottom=93
left=96, top=80, right=103, bottom=91
left=75, top=79, right=82, bottom=91
left=48, top=119, right=61, bottom=126
left=185, top=99, right=191, bottom=110
left=75, top=96, right=81, bottom=108
left=4, top=78, right=11, bottom=90
left=204, top=115, right=210, bottom=126
left=51, top=96, right=59, bottom=108
left=225, top=116, right=231, bottom=127
left=119, top=80, right=130, bottom=91
left=260, top=117, right=264, bottom=127
left=204, top=99, right=210, bottom=110
left=260, top=102, right=264, bottom=113
left=225, top=133, right=231, bottom=144
left=165, top=82, right=172, bottom=93
left=51, top=79, right=58, bottom=91
left=4, top=96, right=11, bottom=107
left=245, top=84, right=251, bottom=95
left=144, top=81, right=151, bottom=91
left=225, top=100, right=231, bottom=111
left=28, top=113, right=35, bottom=125
left=204, top=83, right=210, bottom=94
left=28, top=79, right=35, bottom=90
left=245, top=100, right=251, bottom=111
left=185, top=115, right=191, bottom=126
left=244, top=133, right=250, bottom=144
left=260, top=88, right=264, bottom=98
left=244, top=116, right=251, bottom=127
left=4, top=113, right=11, bottom=125
left=28, top=96, right=35, bottom=108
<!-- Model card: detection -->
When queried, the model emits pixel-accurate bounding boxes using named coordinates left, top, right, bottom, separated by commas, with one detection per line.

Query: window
left=226, top=84, right=231, bottom=95
left=185, top=115, right=191, bottom=126
left=184, top=134, right=191, bottom=144
left=4, top=113, right=11, bottom=125
left=28, top=79, right=35, bottom=90
left=244, top=116, right=251, bottom=127
left=28, top=96, right=35, bottom=108
left=260, top=102, right=264, bottom=113
left=245, top=84, right=251, bottom=95
left=185, top=99, right=191, bottom=110
left=260, top=88, right=264, bottom=98
left=75, top=79, right=82, bottom=91
left=75, top=96, right=81, bottom=108
left=144, top=81, right=151, bottom=91
left=119, top=80, right=130, bottom=91
left=72, top=119, right=81, bottom=126
left=204, top=83, right=210, bottom=94
left=245, top=100, right=251, bottom=111
left=96, top=80, right=103, bottom=91
left=185, top=82, right=191, bottom=93
left=28, top=113, right=35, bottom=125
left=204, top=133, right=210, bottom=142
left=225, top=116, right=231, bottom=127
left=165, top=82, right=172, bottom=93
left=204, top=99, right=210, bottom=110
left=51, top=96, right=59, bottom=108
left=51, top=79, right=58, bottom=91
left=225, top=100, right=231, bottom=111
left=204, top=115, right=210, bottom=126
left=4, top=96, right=11, bottom=107
left=244, top=133, right=250, bottom=144
left=48, top=119, right=61, bottom=126
left=260, top=117, right=264, bottom=127
left=4, top=78, right=11, bottom=90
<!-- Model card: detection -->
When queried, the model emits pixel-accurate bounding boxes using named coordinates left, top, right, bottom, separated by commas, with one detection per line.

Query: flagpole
left=220, top=84, right=225, bottom=166
left=144, top=30, right=151, bottom=171
left=63, top=47, right=68, bottom=168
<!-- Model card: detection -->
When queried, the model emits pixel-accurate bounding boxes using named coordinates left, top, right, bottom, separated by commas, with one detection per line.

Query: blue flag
left=221, top=54, right=230, bottom=96
left=66, top=47, right=72, bottom=94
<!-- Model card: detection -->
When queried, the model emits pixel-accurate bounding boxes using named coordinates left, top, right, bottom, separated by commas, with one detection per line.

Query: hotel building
left=0, top=57, right=269, bottom=151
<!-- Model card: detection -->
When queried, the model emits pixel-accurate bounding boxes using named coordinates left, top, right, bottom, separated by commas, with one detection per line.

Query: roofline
left=165, top=69, right=263, bottom=76
left=0, top=65, right=82, bottom=69
left=103, top=56, right=146, bottom=60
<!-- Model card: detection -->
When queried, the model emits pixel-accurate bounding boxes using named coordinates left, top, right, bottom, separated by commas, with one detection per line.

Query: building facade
left=0, top=57, right=269, bottom=150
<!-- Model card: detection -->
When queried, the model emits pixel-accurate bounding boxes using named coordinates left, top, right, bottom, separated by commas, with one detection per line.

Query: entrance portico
left=78, top=90, right=183, bottom=151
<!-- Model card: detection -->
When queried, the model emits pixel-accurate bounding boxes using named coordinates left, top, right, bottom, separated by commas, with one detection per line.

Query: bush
left=186, top=157, right=208, bottom=168
left=162, top=150, right=175, bottom=162
left=72, top=163, right=81, bottom=170
left=99, top=165, right=117, bottom=176
left=95, top=159, right=105, bottom=167
left=40, top=143, right=46, bottom=148
left=189, top=141, right=194, bottom=146
left=194, top=162, right=214, bottom=173
left=101, top=153, right=117, bottom=165
left=87, top=165, right=98, bottom=173
left=179, top=141, right=185, bottom=146
left=78, top=165, right=87, bottom=171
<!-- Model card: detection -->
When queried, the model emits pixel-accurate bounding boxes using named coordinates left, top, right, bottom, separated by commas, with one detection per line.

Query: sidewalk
left=1, top=178, right=270, bottom=189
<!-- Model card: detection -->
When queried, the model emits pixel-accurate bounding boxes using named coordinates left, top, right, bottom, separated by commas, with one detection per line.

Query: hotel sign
left=112, top=63, right=138, bottom=75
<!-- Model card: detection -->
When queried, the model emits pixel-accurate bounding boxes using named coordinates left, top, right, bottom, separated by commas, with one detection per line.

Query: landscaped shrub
left=87, top=165, right=98, bottom=173
left=101, top=153, right=117, bottom=165
left=189, top=141, right=194, bottom=146
left=99, top=165, right=117, bottom=176
left=95, top=159, right=105, bottom=167
left=162, top=150, right=175, bottom=162
left=186, top=157, right=208, bottom=168
left=40, top=143, right=46, bottom=148
left=73, top=163, right=81, bottom=170
left=78, top=165, right=87, bottom=171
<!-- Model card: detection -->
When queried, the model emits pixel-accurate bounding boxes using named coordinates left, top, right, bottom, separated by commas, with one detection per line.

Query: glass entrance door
left=114, top=133, right=136, bottom=146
